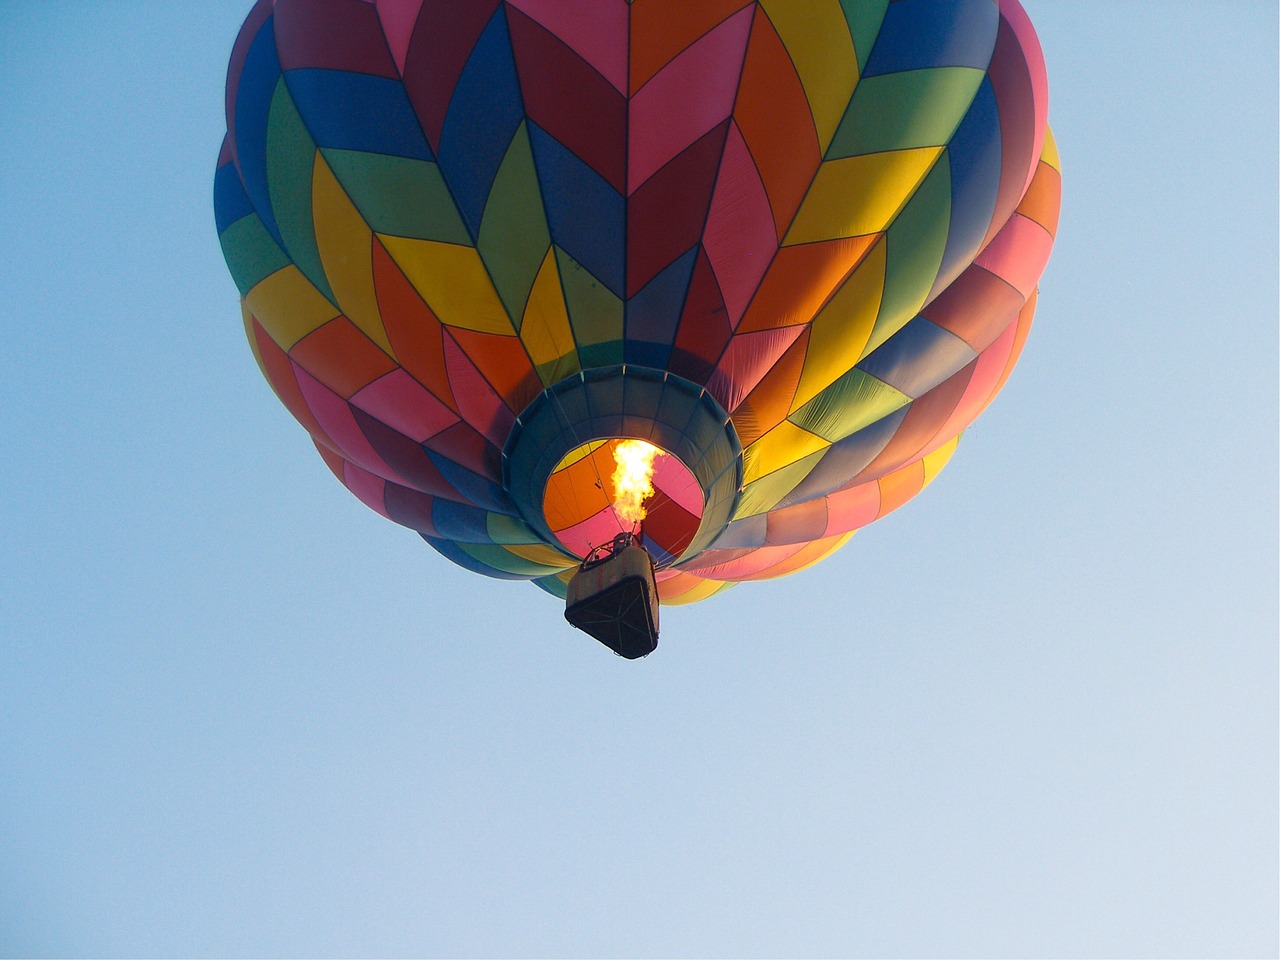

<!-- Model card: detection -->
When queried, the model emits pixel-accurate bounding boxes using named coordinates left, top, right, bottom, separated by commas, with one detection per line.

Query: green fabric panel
left=839, top=0, right=890, bottom=74
left=320, top=149, right=471, bottom=244
left=479, top=124, right=551, bottom=332
left=454, top=541, right=572, bottom=577
left=865, top=157, right=952, bottom=353
left=532, top=574, right=569, bottom=600
left=265, top=80, right=335, bottom=305
left=555, top=246, right=622, bottom=347
left=219, top=214, right=291, bottom=297
left=486, top=512, right=552, bottom=546
left=789, top=368, right=910, bottom=443
left=577, top=341, right=626, bottom=368
left=534, top=355, right=582, bottom=388
left=828, top=67, right=985, bottom=159
left=734, top=450, right=827, bottom=519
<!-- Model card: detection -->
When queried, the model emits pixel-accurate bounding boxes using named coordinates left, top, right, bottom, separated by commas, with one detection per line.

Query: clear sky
left=1, top=2, right=1276, bottom=957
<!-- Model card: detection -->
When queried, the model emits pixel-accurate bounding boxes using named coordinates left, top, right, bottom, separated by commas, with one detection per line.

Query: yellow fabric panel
left=758, top=0, right=859, bottom=152
left=553, top=439, right=608, bottom=472
left=377, top=235, right=514, bottom=335
left=742, top=419, right=829, bottom=484
left=501, top=541, right=577, bottom=570
left=658, top=575, right=734, bottom=606
left=785, top=147, right=943, bottom=244
left=519, top=247, right=580, bottom=384
left=1041, top=125, right=1061, bottom=172
left=920, top=434, right=959, bottom=484
left=735, top=447, right=827, bottom=518
left=791, top=236, right=886, bottom=409
left=243, top=264, right=340, bottom=350
left=311, top=153, right=395, bottom=358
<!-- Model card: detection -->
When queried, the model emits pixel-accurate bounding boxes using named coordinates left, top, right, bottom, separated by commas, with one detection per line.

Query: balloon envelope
left=215, top=0, right=1060, bottom=604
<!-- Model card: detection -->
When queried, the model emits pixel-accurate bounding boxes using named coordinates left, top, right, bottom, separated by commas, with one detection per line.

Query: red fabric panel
left=337, top=459, right=393, bottom=520
left=289, top=316, right=399, bottom=398
left=273, top=0, right=399, bottom=76
left=669, top=248, right=731, bottom=383
left=765, top=497, right=828, bottom=546
left=626, top=6, right=751, bottom=193
left=371, top=238, right=458, bottom=412
left=425, top=422, right=501, bottom=479
left=920, top=266, right=1023, bottom=353
left=402, top=0, right=502, bottom=151
left=506, top=5, right=628, bottom=193
left=626, top=121, right=727, bottom=296
left=822, top=479, right=881, bottom=535
left=251, top=316, right=333, bottom=447
left=707, top=325, right=805, bottom=414
left=702, top=122, right=777, bottom=327
left=351, top=406, right=463, bottom=498
left=505, top=0, right=629, bottom=93
left=446, top=327, right=541, bottom=414
left=443, top=334, right=516, bottom=446
left=629, top=0, right=753, bottom=94
left=733, top=6, right=821, bottom=238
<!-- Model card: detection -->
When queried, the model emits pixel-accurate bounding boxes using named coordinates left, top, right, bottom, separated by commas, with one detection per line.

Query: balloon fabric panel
left=216, top=0, right=1059, bottom=604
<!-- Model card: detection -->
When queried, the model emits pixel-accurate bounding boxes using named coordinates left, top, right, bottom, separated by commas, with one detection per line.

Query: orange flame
left=611, top=439, right=663, bottom=528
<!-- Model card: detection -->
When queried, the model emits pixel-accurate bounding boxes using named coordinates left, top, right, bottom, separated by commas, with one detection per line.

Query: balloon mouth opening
left=543, top=438, right=704, bottom=566
left=502, top=366, right=743, bottom=572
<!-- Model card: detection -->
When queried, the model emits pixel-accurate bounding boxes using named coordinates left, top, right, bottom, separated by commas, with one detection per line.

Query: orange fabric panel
left=371, top=236, right=457, bottom=413
left=876, top=460, right=925, bottom=517
left=289, top=316, right=398, bottom=399
left=446, top=327, right=542, bottom=414
left=731, top=327, right=810, bottom=447
left=628, top=0, right=753, bottom=94
left=733, top=5, right=821, bottom=238
left=737, top=234, right=878, bottom=333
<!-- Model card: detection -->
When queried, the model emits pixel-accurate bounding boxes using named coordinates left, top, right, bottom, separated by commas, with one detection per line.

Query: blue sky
left=1, top=2, right=1276, bottom=957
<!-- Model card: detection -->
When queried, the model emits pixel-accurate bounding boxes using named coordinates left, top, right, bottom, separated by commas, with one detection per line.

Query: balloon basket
left=564, top=533, right=659, bottom=659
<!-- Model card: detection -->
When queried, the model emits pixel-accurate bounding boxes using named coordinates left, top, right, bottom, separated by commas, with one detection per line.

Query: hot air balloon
left=215, top=0, right=1060, bottom=656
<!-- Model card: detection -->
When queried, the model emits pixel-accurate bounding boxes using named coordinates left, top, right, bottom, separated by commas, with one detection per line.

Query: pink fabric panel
left=375, top=0, right=425, bottom=76
left=350, top=369, right=459, bottom=443
left=292, top=361, right=406, bottom=484
left=680, top=542, right=805, bottom=581
left=821, top=480, right=882, bottom=536
left=443, top=335, right=516, bottom=447
left=627, top=6, right=753, bottom=192
left=999, top=0, right=1048, bottom=196
left=707, top=326, right=805, bottom=413
left=702, top=122, right=777, bottom=327
left=506, top=0, right=629, bottom=94
left=974, top=214, right=1053, bottom=300
left=341, top=459, right=393, bottom=520
left=652, top=454, right=704, bottom=516
left=931, top=320, right=1018, bottom=443
left=554, top=509, right=620, bottom=558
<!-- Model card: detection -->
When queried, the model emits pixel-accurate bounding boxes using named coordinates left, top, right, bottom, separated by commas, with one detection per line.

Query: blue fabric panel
left=233, top=15, right=284, bottom=247
left=862, top=0, right=998, bottom=76
left=437, top=9, right=524, bottom=237
left=528, top=124, right=626, bottom=297
left=425, top=449, right=515, bottom=514
left=857, top=317, right=978, bottom=397
left=621, top=375, right=665, bottom=441
left=284, top=69, right=434, bottom=160
left=624, top=247, right=697, bottom=365
left=710, top=513, right=768, bottom=550
left=583, top=370, right=624, bottom=420
left=431, top=499, right=493, bottom=542
left=783, top=406, right=907, bottom=504
left=213, top=160, right=254, bottom=234
left=533, top=574, right=569, bottom=599
left=933, top=76, right=1002, bottom=297
left=423, top=535, right=527, bottom=580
